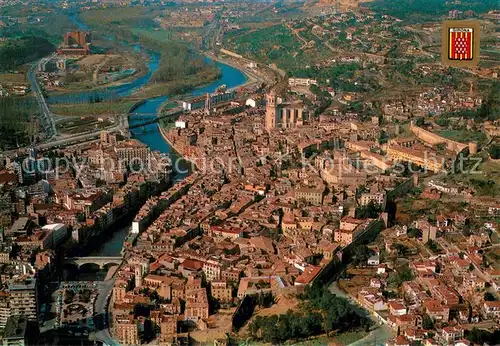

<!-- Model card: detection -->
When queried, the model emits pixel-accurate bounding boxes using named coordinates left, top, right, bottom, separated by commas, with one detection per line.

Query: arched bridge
left=63, top=256, right=123, bottom=269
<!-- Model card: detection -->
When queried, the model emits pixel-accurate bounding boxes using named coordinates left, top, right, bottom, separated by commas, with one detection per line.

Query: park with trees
left=248, top=283, right=372, bottom=344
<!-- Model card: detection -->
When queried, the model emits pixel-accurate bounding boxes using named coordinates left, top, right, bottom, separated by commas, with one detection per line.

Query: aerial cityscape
left=0, top=0, right=499, bottom=345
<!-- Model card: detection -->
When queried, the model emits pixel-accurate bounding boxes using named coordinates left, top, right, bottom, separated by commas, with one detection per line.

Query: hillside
left=0, top=36, right=55, bottom=71
left=315, top=0, right=374, bottom=9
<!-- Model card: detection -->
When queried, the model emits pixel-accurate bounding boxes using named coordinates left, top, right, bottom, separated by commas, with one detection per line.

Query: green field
left=80, top=7, right=163, bottom=28
left=0, top=12, right=77, bottom=44
left=241, top=331, right=369, bottom=346
left=79, top=6, right=167, bottom=49
left=436, top=130, right=487, bottom=144
left=446, top=158, right=500, bottom=197
left=0, top=72, right=27, bottom=84
left=50, top=101, right=137, bottom=117
left=0, top=36, right=55, bottom=71
left=134, top=67, right=221, bottom=99
left=367, top=0, right=499, bottom=21
left=225, top=24, right=319, bottom=70
left=332, top=331, right=369, bottom=345
left=131, top=28, right=174, bottom=44
left=79, top=6, right=220, bottom=95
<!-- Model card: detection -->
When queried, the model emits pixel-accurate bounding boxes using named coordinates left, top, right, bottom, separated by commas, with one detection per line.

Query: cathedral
left=265, top=90, right=308, bottom=131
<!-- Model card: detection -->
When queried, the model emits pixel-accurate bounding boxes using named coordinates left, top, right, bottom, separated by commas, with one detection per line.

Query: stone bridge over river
left=63, top=256, right=123, bottom=270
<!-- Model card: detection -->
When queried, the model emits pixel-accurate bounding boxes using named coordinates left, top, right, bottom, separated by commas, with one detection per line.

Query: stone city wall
left=409, top=121, right=476, bottom=154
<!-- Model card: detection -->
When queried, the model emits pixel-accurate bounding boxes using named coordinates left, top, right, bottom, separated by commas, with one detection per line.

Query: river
left=128, top=59, right=247, bottom=181
left=48, top=14, right=161, bottom=105
left=68, top=14, right=247, bottom=258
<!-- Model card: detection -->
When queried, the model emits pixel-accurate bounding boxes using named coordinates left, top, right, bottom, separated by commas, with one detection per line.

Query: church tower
left=204, top=93, right=212, bottom=116
left=469, top=81, right=475, bottom=94
left=135, top=265, right=143, bottom=288
left=265, top=90, right=277, bottom=131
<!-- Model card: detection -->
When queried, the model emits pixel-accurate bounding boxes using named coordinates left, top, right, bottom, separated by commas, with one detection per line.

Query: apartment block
left=8, top=278, right=37, bottom=321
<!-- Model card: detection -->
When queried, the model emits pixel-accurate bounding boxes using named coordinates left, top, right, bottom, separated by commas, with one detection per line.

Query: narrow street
left=90, top=279, right=119, bottom=346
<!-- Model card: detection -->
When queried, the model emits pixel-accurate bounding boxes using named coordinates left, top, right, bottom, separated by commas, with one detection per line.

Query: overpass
left=64, top=256, right=123, bottom=269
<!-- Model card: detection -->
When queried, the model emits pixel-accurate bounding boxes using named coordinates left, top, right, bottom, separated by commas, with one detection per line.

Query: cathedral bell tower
left=265, top=90, right=277, bottom=131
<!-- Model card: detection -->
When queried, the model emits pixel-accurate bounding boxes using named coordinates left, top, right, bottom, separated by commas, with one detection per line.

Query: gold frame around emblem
left=441, top=20, right=480, bottom=67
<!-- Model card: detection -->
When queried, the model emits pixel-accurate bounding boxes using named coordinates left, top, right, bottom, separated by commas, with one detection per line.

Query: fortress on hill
left=409, top=121, right=477, bottom=155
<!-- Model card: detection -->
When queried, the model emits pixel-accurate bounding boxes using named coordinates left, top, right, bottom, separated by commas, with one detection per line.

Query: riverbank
left=203, top=51, right=259, bottom=90
left=46, top=51, right=150, bottom=96
left=149, top=52, right=257, bottom=172
left=135, top=67, right=223, bottom=100
left=154, top=52, right=257, bottom=117
left=204, top=49, right=285, bottom=89
left=157, top=123, right=199, bottom=172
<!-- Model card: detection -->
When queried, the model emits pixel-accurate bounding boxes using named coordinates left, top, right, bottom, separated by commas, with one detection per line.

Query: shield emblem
left=449, top=27, right=474, bottom=60
left=442, top=20, right=480, bottom=67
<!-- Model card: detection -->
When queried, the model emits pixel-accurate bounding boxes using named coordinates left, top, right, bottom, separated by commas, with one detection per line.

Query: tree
left=484, top=292, right=496, bottom=301
left=356, top=201, right=382, bottom=218
left=488, top=145, right=500, bottom=159
left=392, top=243, right=407, bottom=256
left=382, top=290, right=398, bottom=299
left=250, top=283, right=371, bottom=343
left=0, top=36, right=55, bottom=71
left=270, top=165, right=277, bottom=178
left=388, top=266, right=414, bottom=287
left=0, top=97, right=32, bottom=150
left=76, top=212, right=86, bottom=223
left=353, top=245, right=372, bottom=266
left=482, top=255, right=488, bottom=267
left=407, top=228, right=421, bottom=238
left=422, top=314, right=434, bottom=330
left=149, top=290, right=160, bottom=302
left=426, top=239, right=440, bottom=253
left=325, top=309, right=339, bottom=336
left=466, top=327, right=500, bottom=345
left=435, top=118, right=450, bottom=127
left=415, top=117, right=425, bottom=126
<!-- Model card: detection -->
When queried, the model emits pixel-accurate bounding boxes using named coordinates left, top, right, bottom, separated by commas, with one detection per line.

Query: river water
left=68, top=15, right=247, bottom=257
left=128, top=59, right=247, bottom=181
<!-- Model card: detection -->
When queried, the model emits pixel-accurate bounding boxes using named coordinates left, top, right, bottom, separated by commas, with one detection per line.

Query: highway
left=2, top=112, right=128, bottom=157
left=28, top=56, right=58, bottom=139
left=23, top=56, right=130, bottom=153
